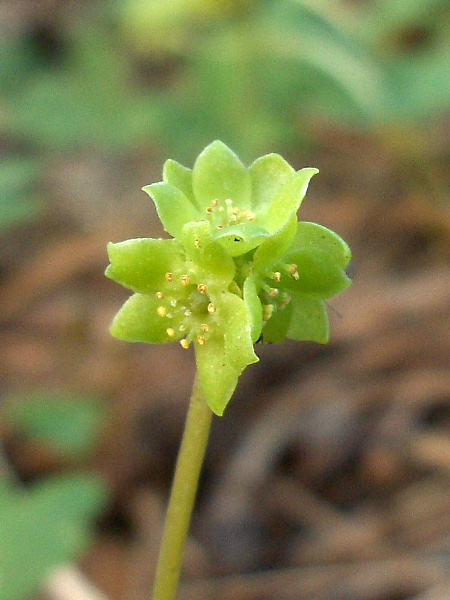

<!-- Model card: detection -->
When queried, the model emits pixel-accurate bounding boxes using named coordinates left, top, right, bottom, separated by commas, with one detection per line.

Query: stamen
left=287, top=264, right=299, bottom=280
left=165, top=272, right=175, bottom=282
left=263, top=304, right=274, bottom=321
left=269, top=288, right=279, bottom=298
left=184, top=309, right=192, bottom=317
left=211, top=199, right=220, bottom=208
left=196, top=336, right=207, bottom=345
left=197, top=283, right=208, bottom=294
left=206, top=207, right=213, bottom=215
left=155, top=292, right=164, bottom=300
left=180, top=339, right=190, bottom=349
left=207, top=303, right=216, bottom=314
left=170, top=299, right=177, bottom=307
left=157, top=306, right=167, bottom=317
left=200, top=324, right=210, bottom=333
left=180, top=275, right=190, bottom=285
left=273, top=272, right=281, bottom=283
left=166, top=328, right=176, bottom=338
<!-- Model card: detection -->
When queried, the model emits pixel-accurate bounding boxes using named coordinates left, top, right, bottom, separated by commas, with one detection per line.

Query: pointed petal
left=218, top=292, right=259, bottom=371
left=195, top=335, right=241, bottom=416
left=258, top=168, right=319, bottom=234
left=253, top=213, right=298, bottom=273
left=249, top=153, right=294, bottom=212
left=286, top=296, right=329, bottom=344
left=105, top=238, right=185, bottom=294
left=143, top=182, right=200, bottom=238
left=281, top=222, right=352, bottom=299
left=261, top=302, right=293, bottom=343
left=110, top=293, right=183, bottom=344
left=181, top=220, right=235, bottom=288
left=192, top=140, right=251, bottom=211
left=212, top=223, right=269, bottom=257
left=163, top=159, right=196, bottom=207
left=243, top=276, right=263, bottom=342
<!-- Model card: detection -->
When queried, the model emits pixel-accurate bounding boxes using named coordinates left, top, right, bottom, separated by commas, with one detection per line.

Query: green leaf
left=110, top=293, right=184, bottom=343
left=281, top=222, right=352, bottom=299
left=261, top=302, right=293, bottom=344
left=163, top=159, right=196, bottom=207
left=258, top=168, right=319, bottom=234
left=106, top=238, right=186, bottom=294
left=192, top=140, right=251, bottom=211
left=249, top=153, right=295, bottom=213
left=143, top=182, right=201, bottom=238
left=2, top=395, right=104, bottom=460
left=0, top=474, right=107, bottom=600
left=287, top=296, right=329, bottom=344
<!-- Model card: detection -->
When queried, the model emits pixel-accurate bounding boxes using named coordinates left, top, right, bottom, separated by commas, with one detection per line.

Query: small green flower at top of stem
left=105, top=141, right=352, bottom=415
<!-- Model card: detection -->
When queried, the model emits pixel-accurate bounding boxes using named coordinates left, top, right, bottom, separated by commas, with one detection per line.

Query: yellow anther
left=211, top=199, right=220, bottom=207
left=166, top=328, right=176, bottom=338
left=184, top=309, right=192, bottom=317
left=155, top=291, right=164, bottom=300
left=207, top=303, right=216, bottom=314
left=157, top=306, right=167, bottom=317
left=197, top=283, right=208, bottom=294
left=180, top=274, right=190, bottom=285
left=165, top=272, right=175, bottom=282
left=200, top=323, right=210, bottom=333
left=180, top=339, right=190, bottom=349
left=170, top=299, right=177, bottom=307
left=273, top=272, right=281, bottom=283
left=263, top=304, right=274, bottom=321
left=206, top=207, right=213, bottom=215
left=196, top=336, right=207, bottom=345
left=245, top=211, right=256, bottom=221
left=269, top=288, right=279, bottom=298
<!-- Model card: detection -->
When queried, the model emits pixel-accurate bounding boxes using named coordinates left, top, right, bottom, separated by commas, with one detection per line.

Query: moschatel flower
left=106, top=141, right=351, bottom=415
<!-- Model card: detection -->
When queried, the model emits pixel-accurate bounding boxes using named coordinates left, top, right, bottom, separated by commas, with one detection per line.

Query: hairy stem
left=152, top=373, right=213, bottom=600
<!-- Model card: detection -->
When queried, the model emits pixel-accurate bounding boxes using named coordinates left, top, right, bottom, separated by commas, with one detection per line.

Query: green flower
left=106, top=141, right=351, bottom=415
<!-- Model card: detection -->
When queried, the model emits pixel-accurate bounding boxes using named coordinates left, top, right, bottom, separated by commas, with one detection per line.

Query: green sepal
left=192, top=140, right=251, bottom=211
left=105, top=238, right=185, bottom=294
left=280, top=222, right=352, bottom=299
left=257, top=168, right=319, bottom=234
left=249, top=153, right=294, bottom=213
left=181, top=220, right=235, bottom=288
left=286, top=296, right=329, bottom=344
left=243, top=276, right=263, bottom=342
left=253, top=213, right=298, bottom=273
left=218, top=292, right=259, bottom=371
left=162, top=159, right=195, bottom=207
left=212, top=223, right=270, bottom=257
left=261, top=302, right=293, bottom=344
left=110, top=293, right=184, bottom=343
left=143, top=182, right=200, bottom=238
left=194, top=335, right=241, bottom=416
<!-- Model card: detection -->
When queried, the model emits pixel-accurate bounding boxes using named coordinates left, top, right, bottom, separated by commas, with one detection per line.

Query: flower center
left=205, top=198, right=256, bottom=231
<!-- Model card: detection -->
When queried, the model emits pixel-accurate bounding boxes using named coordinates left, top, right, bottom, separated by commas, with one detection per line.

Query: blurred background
left=1, top=1, right=450, bottom=599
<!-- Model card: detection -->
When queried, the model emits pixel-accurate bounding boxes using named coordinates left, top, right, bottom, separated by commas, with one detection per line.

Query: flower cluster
left=106, top=141, right=351, bottom=415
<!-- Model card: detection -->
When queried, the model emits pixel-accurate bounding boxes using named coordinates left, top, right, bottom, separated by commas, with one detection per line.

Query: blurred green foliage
left=0, top=394, right=108, bottom=599
left=0, top=0, right=449, bottom=222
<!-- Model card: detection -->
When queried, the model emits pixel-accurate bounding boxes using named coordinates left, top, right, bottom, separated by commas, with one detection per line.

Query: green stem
left=152, top=373, right=213, bottom=600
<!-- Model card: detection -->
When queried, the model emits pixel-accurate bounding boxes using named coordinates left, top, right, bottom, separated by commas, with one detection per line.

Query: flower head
left=106, top=141, right=351, bottom=415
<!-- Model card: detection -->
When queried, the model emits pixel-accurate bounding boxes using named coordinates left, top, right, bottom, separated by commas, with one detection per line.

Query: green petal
left=217, top=291, right=259, bottom=371
left=243, top=276, right=263, bottom=342
left=286, top=296, right=329, bottom=344
left=110, top=293, right=183, bottom=344
left=195, top=335, right=241, bottom=416
left=192, top=140, right=251, bottom=212
left=105, top=238, right=185, bottom=294
left=257, top=168, right=319, bottom=234
left=181, top=220, right=235, bottom=288
left=253, top=213, right=298, bottom=273
left=280, top=222, right=352, bottom=299
left=143, top=182, right=200, bottom=238
left=163, top=159, right=196, bottom=208
left=249, top=153, right=295, bottom=212
left=212, top=223, right=269, bottom=257
left=261, top=302, right=293, bottom=344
